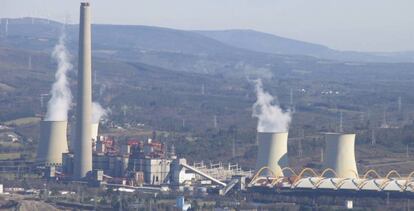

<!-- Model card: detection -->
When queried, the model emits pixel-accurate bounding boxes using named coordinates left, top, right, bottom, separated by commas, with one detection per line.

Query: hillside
left=197, top=29, right=330, bottom=56
left=2, top=18, right=414, bottom=70
left=196, top=29, right=414, bottom=63
left=2, top=18, right=414, bottom=167
left=0, top=18, right=255, bottom=57
left=0, top=18, right=287, bottom=74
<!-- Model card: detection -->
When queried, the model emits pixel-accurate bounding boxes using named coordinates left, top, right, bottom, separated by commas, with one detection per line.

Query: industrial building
left=62, top=135, right=165, bottom=181
left=249, top=131, right=414, bottom=194
left=60, top=135, right=250, bottom=189
left=250, top=167, right=414, bottom=193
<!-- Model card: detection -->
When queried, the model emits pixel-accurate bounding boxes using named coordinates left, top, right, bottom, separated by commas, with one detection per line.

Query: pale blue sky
left=1, top=0, right=413, bottom=52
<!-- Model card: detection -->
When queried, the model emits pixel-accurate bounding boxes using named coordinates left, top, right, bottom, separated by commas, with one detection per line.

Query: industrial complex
left=33, top=2, right=414, bottom=196
left=17, top=2, right=414, bottom=210
left=34, top=2, right=253, bottom=195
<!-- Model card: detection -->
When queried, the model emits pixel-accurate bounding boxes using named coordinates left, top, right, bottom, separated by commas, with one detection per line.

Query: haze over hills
left=196, top=29, right=414, bottom=63
left=196, top=29, right=330, bottom=56
left=1, top=17, right=413, bottom=66
left=0, top=18, right=315, bottom=75
left=0, top=18, right=255, bottom=57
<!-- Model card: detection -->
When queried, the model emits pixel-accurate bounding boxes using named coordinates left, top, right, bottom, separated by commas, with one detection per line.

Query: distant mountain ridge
left=1, top=18, right=413, bottom=63
left=0, top=18, right=250, bottom=57
left=196, top=29, right=330, bottom=56
left=195, top=29, right=414, bottom=63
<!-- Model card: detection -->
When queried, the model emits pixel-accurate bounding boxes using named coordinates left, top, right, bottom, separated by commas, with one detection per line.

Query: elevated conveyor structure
left=180, top=163, right=227, bottom=187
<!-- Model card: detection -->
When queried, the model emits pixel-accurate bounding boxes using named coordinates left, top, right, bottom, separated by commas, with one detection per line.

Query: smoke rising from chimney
left=252, top=79, right=291, bottom=133
left=45, top=33, right=72, bottom=121
left=92, top=102, right=109, bottom=124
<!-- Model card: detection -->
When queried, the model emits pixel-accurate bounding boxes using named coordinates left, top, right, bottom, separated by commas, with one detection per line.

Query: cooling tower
left=255, top=132, right=288, bottom=177
left=91, top=123, right=99, bottom=151
left=36, top=121, right=69, bottom=166
left=69, top=122, right=98, bottom=152
left=74, top=2, right=92, bottom=179
left=323, top=133, right=358, bottom=178
left=91, top=123, right=99, bottom=141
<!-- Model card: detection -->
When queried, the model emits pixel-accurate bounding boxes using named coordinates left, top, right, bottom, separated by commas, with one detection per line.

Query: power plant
left=323, top=133, right=358, bottom=178
left=74, top=2, right=93, bottom=179
left=249, top=131, right=414, bottom=194
left=255, top=132, right=288, bottom=177
left=36, top=120, right=69, bottom=166
left=27, top=4, right=414, bottom=210
left=253, top=131, right=358, bottom=180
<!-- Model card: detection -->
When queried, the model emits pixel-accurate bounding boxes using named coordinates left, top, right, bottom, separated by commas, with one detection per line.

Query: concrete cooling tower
left=74, top=2, right=93, bottom=179
left=91, top=123, right=99, bottom=152
left=255, top=132, right=288, bottom=177
left=91, top=123, right=99, bottom=142
left=69, top=122, right=99, bottom=152
left=323, top=133, right=358, bottom=178
left=36, top=121, right=69, bottom=166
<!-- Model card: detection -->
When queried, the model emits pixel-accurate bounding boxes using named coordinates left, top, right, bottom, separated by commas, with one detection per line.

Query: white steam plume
left=45, top=34, right=72, bottom=121
left=252, top=79, right=291, bottom=133
left=92, top=102, right=109, bottom=123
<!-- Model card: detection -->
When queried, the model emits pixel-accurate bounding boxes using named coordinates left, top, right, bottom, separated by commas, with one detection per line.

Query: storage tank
left=255, top=132, right=288, bottom=177
left=36, top=120, right=69, bottom=166
left=323, top=133, right=358, bottom=178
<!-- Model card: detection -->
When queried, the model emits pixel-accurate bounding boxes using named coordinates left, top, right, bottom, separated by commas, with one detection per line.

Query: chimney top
left=81, top=2, right=90, bottom=6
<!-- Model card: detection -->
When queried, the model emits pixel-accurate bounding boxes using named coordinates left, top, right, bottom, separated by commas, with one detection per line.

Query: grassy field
left=0, top=152, right=20, bottom=160
left=0, top=141, right=22, bottom=147
left=4, top=117, right=41, bottom=126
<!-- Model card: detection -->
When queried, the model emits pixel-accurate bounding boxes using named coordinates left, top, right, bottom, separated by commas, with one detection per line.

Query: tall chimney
left=74, top=2, right=92, bottom=179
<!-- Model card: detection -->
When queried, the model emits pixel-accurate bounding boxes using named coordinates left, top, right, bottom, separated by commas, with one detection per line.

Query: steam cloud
left=92, top=102, right=109, bottom=123
left=45, top=34, right=72, bottom=121
left=252, top=79, right=291, bottom=133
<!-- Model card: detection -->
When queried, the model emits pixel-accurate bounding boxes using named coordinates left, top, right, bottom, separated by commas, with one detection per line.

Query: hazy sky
left=1, top=0, right=413, bottom=52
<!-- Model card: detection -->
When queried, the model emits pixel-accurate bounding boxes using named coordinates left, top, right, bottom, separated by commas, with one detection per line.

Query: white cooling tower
left=74, top=2, right=93, bottom=179
left=255, top=132, right=288, bottom=177
left=91, top=123, right=99, bottom=151
left=91, top=123, right=99, bottom=141
left=36, top=121, right=69, bottom=166
left=69, top=122, right=98, bottom=152
left=323, top=133, right=358, bottom=178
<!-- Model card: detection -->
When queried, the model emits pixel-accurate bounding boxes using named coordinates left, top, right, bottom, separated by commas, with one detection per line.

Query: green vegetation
left=4, top=117, right=41, bottom=126
left=1, top=19, right=414, bottom=175
left=0, top=152, right=20, bottom=160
